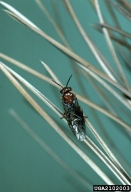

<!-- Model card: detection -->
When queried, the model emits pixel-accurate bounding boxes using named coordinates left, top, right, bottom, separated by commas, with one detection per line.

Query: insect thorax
left=62, top=95, right=79, bottom=111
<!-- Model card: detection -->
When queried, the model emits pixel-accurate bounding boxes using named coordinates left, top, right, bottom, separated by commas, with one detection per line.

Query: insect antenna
left=66, top=75, right=72, bottom=87
left=52, top=80, right=63, bottom=88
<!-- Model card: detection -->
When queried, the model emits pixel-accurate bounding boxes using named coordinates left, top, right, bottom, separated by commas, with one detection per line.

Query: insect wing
left=63, top=102, right=86, bottom=141
left=70, top=107, right=86, bottom=141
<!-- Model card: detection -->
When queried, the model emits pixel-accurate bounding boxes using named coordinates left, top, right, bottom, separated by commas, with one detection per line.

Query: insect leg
left=60, top=113, right=66, bottom=119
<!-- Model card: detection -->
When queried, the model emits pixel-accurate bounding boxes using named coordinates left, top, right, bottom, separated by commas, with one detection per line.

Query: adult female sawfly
left=52, top=75, right=86, bottom=141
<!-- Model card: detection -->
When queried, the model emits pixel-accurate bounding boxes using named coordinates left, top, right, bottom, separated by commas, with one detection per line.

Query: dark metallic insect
left=52, top=75, right=86, bottom=141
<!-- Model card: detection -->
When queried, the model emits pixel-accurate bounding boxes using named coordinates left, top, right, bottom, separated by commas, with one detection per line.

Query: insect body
left=52, top=75, right=86, bottom=141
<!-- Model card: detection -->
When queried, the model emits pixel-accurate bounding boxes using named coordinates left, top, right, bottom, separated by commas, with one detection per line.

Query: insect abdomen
left=62, top=97, right=86, bottom=141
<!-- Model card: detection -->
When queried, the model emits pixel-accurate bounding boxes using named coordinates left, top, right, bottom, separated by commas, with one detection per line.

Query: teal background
left=0, top=1, right=131, bottom=192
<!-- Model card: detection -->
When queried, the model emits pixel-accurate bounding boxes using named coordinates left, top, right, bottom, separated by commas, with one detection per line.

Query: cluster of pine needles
left=0, top=0, right=131, bottom=191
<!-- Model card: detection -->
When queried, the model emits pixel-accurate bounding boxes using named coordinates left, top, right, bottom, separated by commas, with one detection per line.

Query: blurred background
left=0, top=0, right=131, bottom=191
